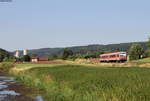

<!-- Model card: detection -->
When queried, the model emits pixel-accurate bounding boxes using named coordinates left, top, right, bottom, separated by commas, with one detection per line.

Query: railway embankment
left=64, top=59, right=150, bottom=68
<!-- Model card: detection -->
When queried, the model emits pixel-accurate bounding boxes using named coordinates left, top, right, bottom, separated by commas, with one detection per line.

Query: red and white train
left=100, top=52, right=127, bottom=62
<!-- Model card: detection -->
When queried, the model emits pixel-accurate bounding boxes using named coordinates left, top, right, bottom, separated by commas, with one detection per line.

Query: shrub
left=62, top=48, right=73, bottom=60
left=0, top=62, right=15, bottom=72
left=145, top=50, right=150, bottom=57
left=22, top=55, right=31, bottom=62
left=128, top=44, right=144, bottom=60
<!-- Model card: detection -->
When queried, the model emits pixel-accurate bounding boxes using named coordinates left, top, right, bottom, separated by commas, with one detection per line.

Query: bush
left=145, top=50, right=150, bottom=57
left=22, top=55, right=31, bottom=62
left=0, top=62, right=15, bottom=72
left=62, top=48, right=73, bottom=60
left=128, top=44, right=144, bottom=60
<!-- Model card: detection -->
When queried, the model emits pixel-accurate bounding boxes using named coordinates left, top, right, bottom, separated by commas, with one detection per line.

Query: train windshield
left=120, top=54, right=126, bottom=57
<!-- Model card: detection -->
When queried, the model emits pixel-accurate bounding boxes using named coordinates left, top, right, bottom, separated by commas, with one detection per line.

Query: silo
left=23, top=49, right=28, bottom=55
left=15, top=50, right=20, bottom=58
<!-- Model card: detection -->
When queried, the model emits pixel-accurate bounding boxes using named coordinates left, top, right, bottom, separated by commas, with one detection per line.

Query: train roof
left=100, top=52, right=126, bottom=56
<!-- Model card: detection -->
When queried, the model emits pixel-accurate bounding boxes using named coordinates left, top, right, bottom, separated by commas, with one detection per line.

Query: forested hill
left=0, top=48, right=11, bottom=62
left=16, top=41, right=147, bottom=58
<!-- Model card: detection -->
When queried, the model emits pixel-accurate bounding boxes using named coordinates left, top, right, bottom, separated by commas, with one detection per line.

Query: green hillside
left=0, top=48, right=11, bottom=62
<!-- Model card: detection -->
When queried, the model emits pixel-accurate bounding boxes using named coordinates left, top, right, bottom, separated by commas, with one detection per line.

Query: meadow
left=9, top=63, right=150, bottom=101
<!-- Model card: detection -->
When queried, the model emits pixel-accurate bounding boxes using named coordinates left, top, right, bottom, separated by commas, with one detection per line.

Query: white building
left=15, top=50, right=20, bottom=58
left=31, top=56, right=38, bottom=62
left=23, top=49, right=28, bottom=55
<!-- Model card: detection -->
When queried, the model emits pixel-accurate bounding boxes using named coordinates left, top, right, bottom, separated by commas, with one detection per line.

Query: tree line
left=0, top=40, right=150, bottom=62
left=61, top=39, right=150, bottom=61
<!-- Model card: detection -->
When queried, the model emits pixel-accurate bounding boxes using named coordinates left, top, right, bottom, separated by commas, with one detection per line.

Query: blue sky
left=0, top=0, right=150, bottom=51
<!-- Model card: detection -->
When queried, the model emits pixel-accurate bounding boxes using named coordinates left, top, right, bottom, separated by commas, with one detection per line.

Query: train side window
left=111, top=55, right=116, bottom=57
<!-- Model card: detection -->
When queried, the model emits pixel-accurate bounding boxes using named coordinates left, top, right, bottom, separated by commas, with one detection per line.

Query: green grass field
left=12, top=64, right=150, bottom=101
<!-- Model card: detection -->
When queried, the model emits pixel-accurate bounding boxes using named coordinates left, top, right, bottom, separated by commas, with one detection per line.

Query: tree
left=115, top=48, right=120, bottom=52
left=146, top=38, right=150, bottom=57
left=22, top=55, right=31, bottom=62
left=129, top=44, right=144, bottom=60
left=49, top=53, right=58, bottom=60
left=62, top=48, right=73, bottom=59
left=147, top=38, right=150, bottom=49
left=52, top=54, right=58, bottom=59
left=0, top=49, right=10, bottom=62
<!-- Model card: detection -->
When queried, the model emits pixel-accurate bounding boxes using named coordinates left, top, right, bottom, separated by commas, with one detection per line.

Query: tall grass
left=0, top=62, right=14, bottom=72
left=12, top=64, right=150, bottom=101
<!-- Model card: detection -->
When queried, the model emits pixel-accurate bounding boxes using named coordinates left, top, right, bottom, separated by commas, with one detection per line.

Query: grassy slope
left=12, top=64, right=150, bottom=101
left=131, top=58, right=150, bottom=63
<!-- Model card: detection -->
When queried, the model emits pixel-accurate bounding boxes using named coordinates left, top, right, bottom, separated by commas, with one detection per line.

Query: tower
left=23, top=49, right=28, bottom=55
left=15, top=50, right=20, bottom=58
